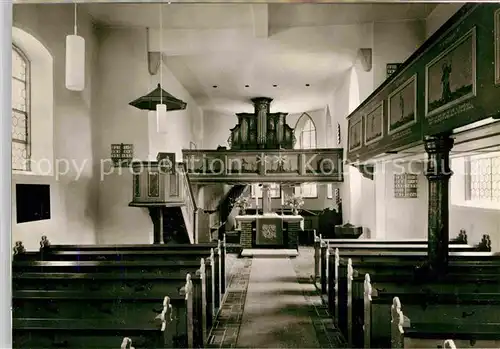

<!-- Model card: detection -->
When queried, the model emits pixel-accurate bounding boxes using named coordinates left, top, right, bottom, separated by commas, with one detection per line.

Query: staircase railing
left=177, top=163, right=198, bottom=243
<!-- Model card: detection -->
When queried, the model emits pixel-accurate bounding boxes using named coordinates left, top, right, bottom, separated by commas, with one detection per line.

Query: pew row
left=330, top=250, right=500, bottom=348
left=363, top=278, right=500, bottom=348
left=322, top=229, right=470, bottom=247
left=14, top=238, right=226, bottom=316
left=38, top=236, right=228, bottom=296
left=314, top=232, right=492, bottom=294
left=12, top=238, right=226, bottom=348
left=13, top=272, right=198, bottom=348
left=388, top=296, right=500, bottom=348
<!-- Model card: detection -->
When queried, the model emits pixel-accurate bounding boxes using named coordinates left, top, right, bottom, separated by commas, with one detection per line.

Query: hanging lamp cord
left=73, top=2, right=78, bottom=35
left=159, top=3, right=163, bottom=105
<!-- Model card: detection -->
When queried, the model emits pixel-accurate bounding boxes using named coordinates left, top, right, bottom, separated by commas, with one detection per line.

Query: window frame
left=11, top=44, right=31, bottom=172
left=296, top=182, right=318, bottom=198
left=251, top=183, right=282, bottom=199
left=297, top=115, right=318, bottom=198
left=461, top=152, right=500, bottom=210
left=327, top=183, right=333, bottom=199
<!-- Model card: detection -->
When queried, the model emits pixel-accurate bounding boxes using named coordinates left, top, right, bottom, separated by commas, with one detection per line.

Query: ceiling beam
left=251, top=4, right=269, bottom=38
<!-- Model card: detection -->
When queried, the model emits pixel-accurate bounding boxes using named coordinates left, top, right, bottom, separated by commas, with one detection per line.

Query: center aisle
left=236, top=257, right=320, bottom=348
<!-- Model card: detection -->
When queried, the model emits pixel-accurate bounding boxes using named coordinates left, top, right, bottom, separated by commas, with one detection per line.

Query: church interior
left=6, top=1, right=500, bottom=348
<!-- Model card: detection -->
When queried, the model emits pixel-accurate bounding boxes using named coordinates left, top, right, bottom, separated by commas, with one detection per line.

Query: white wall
left=12, top=6, right=205, bottom=248
left=332, top=20, right=426, bottom=234
left=372, top=20, right=425, bottom=89
left=93, top=27, right=203, bottom=244
left=12, top=4, right=98, bottom=251
left=202, top=110, right=233, bottom=149
left=375, top=160, right=428, bottom=239
left=425, top=3, right=464, bottom=39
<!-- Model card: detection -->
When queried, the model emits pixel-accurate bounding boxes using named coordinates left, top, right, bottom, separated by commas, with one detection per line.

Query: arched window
left=299, top=118, right=316, bottom=150
left=12, top=27, right=54, bottom=176
left=12, top=45, right=30, bottom=171
left=295, top=114, right=317, bottom=198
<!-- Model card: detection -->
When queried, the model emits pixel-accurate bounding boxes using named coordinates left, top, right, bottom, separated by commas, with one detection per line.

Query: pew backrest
left=45, top=242, right=218, bottom=251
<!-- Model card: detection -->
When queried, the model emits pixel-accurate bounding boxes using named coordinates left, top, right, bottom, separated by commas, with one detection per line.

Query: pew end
left=363, top=273, right=372, bottom=348
left=313, top=231, right=321, bottom=282
left=444, top=339, right=457, bottom=349
left=474, top=234, right=492, bottom=252
left=154, top=296, right=175, bottom=348
left=346, top=258, right=354, bottom=347
left=13, top=241, right=25, bottom=256
left=40, top=235, right=50, bottom=249
left=390, top=297, right=411, bottom=349
left=450, top=230, right=467, bottom=245
left=120, top=337, right=135, bottom=349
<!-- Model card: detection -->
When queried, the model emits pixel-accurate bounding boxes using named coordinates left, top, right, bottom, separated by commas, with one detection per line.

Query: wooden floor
left=208, top=247, right=346, bottom=348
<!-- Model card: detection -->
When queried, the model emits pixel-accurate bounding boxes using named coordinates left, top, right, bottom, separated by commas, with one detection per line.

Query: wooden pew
left=389, top=297, right=500, bottom=349
left=402, top=323, right=500, bottom=348
left=14, top=240, right=221, bottom=326
left=314, top=231, right=487, bottom=294
left=324, top=246, right=499, bottom=342
left=319, top=243, right=477, bottom=295
left=363, top=277, right=500, bottom=348
left=14, top=238, right=225, bottom=318
left=43, top=240, right=218, bottom=251
left=327, top=239, right=495, bottom=295
left=13, top=271, right=199, bottom=348
left=335, top=256, right=500, bottom=348
left=12, top=238, right=220, bottom=348
left=13, top=257, right=218, bottom=330
left=323, top=229, right=469, bottom=247
left=341, top=258, right=500, bottom=344
left=40, top=236, right=228, bottom=299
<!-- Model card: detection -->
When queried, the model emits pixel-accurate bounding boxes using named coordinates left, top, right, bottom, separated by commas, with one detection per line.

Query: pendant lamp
left=156, top=103, right=168, bottom=133
left=129, top=83, right=187, bottom=111
left=65, top=3, right=85, bottom=91
left=128, top=4, right=187, bottom=129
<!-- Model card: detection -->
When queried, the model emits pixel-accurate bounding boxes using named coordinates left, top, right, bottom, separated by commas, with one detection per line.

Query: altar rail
left=182, top=148, right=344, bottom=183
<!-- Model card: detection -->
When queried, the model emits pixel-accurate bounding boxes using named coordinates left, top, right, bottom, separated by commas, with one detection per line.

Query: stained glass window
left=467, top=154, right=500, bottom=202
left=12, top=45, right=30, bottom=171
left=296, top=115, right=317, bottom=197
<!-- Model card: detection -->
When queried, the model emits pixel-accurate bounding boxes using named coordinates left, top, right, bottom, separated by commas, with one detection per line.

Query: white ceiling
left=82, top=2, right=437, bottom=114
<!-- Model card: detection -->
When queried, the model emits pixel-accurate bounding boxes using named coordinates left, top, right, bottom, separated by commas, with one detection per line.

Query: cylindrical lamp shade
left=65, top=35, right=85, bottom=91
left=156, top=103, right=168, bottom=133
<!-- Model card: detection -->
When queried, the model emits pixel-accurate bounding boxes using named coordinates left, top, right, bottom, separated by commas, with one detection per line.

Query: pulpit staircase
left=219, top=185, right=248, bottom=221
left=161, top=206, right=191, bottom=244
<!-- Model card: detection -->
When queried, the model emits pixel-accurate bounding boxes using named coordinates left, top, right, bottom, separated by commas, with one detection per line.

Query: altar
left=235, top=213, right=304, bottom=249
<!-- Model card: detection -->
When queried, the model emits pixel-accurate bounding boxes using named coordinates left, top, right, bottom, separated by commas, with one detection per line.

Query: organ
left=228, top=97, right=295, bottom=150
